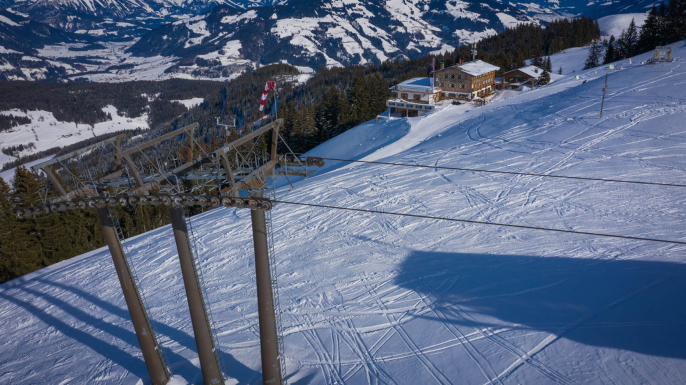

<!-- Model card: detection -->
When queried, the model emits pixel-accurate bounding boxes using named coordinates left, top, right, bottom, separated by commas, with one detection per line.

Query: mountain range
left=0, top=0, right=644, bottom=82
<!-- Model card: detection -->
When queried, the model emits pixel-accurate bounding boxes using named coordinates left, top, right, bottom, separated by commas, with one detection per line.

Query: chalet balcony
left=386, top=97, right=436, bottom=106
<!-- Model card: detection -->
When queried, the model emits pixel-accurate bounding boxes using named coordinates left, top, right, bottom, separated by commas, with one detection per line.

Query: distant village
left=386, top=57, right=550, bottom=118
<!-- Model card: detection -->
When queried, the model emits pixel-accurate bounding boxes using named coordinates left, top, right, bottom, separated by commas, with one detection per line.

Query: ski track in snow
left=2, top=42, right=686, bottom=384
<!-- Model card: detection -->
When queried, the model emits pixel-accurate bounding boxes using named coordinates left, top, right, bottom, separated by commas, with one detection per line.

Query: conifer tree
left=584, top=40, right=603, bottom=69
left=349, top=75, right=371, bottom=124
left=0, top=177, right=15, bottom=282
left=665, top=0, right=682, bottom=43
left=338, top=89, right=353, bottom=131
left=658, top=2, right=668, bottom=44
left=13, top=166, right=43, bottom=207
left=639, top=5, right=661, bottom=52
left=531, top=46, right=544, bottom=67
left=538, top=70, right=551, bottom=85
left=603, top=35, right=616, bottom=64
left=514, top=49, right=526, bottom=68
left=558, top=67, right=563, bottom=74
left=617, top=19, right=639, bottom=58
left=544, top=56, right=552, bottom=72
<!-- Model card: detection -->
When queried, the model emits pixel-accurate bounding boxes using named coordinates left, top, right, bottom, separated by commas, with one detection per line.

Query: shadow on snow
left=1, top=278, right=262, bottom=384
left=394, top=251, right=686, bottom=359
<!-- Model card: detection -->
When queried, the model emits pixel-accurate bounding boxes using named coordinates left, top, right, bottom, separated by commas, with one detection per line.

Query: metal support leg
left=169, top=208, right=224, bottom=385
left=96, top=208, right=170, bottom=385
left=250, top=208, right=283, bottom=385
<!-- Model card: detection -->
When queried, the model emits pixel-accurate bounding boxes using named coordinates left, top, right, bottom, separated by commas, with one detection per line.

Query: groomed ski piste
left=2, top=41, right=686, bottom=385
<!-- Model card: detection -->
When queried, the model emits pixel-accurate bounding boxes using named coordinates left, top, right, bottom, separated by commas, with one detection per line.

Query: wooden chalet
left=502, top=65, right=544, bottom=89
left=433, top=60, right=500, bottom=100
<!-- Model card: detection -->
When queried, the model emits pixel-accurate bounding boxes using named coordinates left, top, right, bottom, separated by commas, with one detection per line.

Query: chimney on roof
left=440, top=61, right=444, bottom=69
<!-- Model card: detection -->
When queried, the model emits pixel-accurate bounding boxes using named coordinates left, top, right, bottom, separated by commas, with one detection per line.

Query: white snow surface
left=2, top=42, right=686, bottom=384
left=457, top=59, right=500, bottom=76
left=171, top=98, right=204, bottom=109
left=598, top=13, right=648, bottom=39
left=0, top=106, right=148, bottom=168
left=528, top=46, right=593, bottom=75
left=504, top=64, right=545, bottom=78
left=0, top=14, right=20, bottom=27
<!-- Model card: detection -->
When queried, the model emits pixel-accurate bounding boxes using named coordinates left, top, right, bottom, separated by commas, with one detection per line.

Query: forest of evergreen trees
left=6, top=10, right=674, bottom=283
left=461, top=17, right=601, bottom=75
left=0, top=166, right=180, bottom=283
left=584, top=1, right=686, bottom=69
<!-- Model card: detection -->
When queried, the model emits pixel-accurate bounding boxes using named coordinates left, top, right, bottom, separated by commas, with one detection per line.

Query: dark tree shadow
left=394, top=251, right=686, bottom=359
left=30, top=278, right=262, bottom=384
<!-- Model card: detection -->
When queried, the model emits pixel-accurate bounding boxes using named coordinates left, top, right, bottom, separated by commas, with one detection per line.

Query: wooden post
left=599, top=74, right=608, bottom=118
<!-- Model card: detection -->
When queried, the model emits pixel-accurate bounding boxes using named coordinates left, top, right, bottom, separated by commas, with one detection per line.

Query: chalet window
left=401, top=93, right=408, bottom=99
left=449, top=93, right=456, bottom=98
left=391, top=92, right=398, bottom=98
left=413, top=94, right=421, bottom=101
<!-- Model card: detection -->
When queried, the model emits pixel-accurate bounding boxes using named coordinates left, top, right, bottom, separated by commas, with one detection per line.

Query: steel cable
left=272, top=199, right=686, bottom=246
left=321, top=158, right=686, bottom=188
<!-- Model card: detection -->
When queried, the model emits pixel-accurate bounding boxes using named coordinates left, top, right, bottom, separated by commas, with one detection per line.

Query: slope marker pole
left=600, top=74, right=608, bottom=118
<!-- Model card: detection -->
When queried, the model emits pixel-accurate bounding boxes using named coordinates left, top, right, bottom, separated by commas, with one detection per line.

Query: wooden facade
left=434, top=60, right=499, bottom=101
left=502, top=66, right=543, bottom=89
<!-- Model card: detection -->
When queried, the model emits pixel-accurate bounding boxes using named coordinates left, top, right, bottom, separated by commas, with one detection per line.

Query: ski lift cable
left=272, top=199, right=686, bottom=246
left=321, top=158, right=686, bottom=188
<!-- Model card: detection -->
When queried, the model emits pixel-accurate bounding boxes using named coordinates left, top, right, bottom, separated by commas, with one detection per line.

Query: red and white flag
left=259, top=80, right=276, bottom=111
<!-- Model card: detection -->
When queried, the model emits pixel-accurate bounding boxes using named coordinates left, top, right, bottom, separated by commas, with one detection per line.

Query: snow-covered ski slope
left=2, top=42, right=686, bottom=385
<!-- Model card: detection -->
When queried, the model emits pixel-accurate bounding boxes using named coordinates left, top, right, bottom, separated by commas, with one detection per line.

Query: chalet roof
left=391, top=77, right=436, bottom=93
left=441, top=60, right=500, bottom=76
left=503, top=65, right=544, bottom=78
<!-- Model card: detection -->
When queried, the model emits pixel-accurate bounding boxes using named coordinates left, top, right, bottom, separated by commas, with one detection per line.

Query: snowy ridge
left=1, top=41, right=685, bottom=384
left=0, top=0, right=540, bottom=81
left=0, top=106, right=148, bottom=167
left=125, top=0, right=534, bottom=75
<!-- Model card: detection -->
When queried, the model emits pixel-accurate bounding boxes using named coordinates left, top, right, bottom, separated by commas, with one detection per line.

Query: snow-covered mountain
left=0, top=0, right=644, bottom=82
left=0, top=0, right=540, bottom=81
left=1, top=40, right=685, bottom=384
left=0, top=0, right=280, bottom=36
left=126, top=0, right=536, bottom=79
